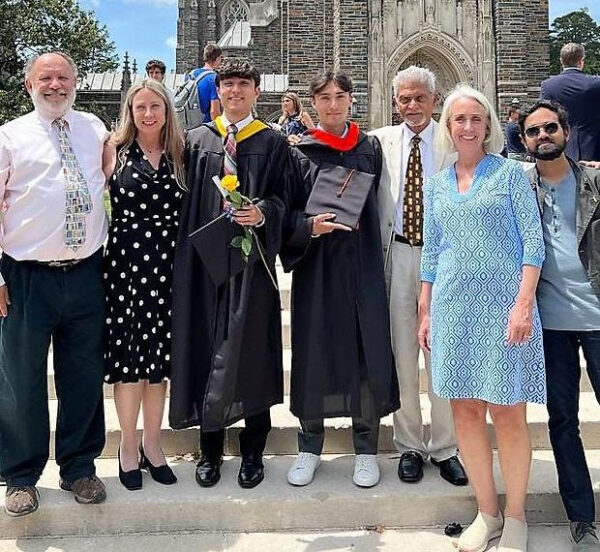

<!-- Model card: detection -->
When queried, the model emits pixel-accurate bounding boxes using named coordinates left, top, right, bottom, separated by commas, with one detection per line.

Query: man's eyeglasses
left=524, top=122, right=560, bottom=138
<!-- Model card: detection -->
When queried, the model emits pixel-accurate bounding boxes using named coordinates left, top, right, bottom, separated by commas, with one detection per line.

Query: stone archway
left=380, top=31, right=476, bottom=126
left=399, top=47, right=463, bottom=100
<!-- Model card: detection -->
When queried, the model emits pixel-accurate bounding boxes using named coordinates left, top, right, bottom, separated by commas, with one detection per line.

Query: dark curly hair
left=145, top=59, right=166, bottom=75
left=215, top=59, right=261, bottom=88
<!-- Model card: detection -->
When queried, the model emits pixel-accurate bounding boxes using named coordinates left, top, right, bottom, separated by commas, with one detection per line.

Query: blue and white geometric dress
left=421, top=154, right=546, bottom=405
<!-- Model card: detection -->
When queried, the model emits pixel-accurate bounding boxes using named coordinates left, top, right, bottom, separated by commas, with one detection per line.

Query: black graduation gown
left=281, top=130, right=399, bottom=420
left=169, top=122, right=288, bottom=432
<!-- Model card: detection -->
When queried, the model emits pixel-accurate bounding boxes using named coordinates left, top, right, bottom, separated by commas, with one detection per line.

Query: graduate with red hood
left=282, top=71, right=399, bottom=489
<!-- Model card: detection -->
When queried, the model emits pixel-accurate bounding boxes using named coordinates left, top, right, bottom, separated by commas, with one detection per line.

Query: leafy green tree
left=0, top=0, right=118, bottom=123
left=549, top=8, right=600, bottom=75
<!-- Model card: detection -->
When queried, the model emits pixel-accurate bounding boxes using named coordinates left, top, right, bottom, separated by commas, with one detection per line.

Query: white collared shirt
left=317, top=123, right=349, bottom=137
left=221, top=112, right=254, bottom=133
left=0, top=109, right=109, bottom=285
left=394, top=120, right=435, bottom=235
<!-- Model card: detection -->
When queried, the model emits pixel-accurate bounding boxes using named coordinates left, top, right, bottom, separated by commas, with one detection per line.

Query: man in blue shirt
left=505, top=105, right=527, bottom=160
left=187, top=44, right=223, bottom=123
left=521, top=99, right=600, bottom=552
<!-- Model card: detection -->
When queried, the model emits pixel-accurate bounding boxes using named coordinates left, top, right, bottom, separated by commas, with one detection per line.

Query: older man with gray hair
left=369, top=66, right=467, bottom=485
left=0, top=51, right=109, bottom=517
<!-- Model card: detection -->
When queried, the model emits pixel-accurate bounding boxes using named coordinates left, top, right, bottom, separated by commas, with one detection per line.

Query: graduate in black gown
left=169, top=60, right=289, bottom=489
left=282, top=72, right=399, bottom=488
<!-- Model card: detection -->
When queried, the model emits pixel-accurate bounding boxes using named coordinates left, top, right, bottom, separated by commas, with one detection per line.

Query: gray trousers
left=390, top=242, right=457, bottom=461
left=298, top=383, right=380, bottom=455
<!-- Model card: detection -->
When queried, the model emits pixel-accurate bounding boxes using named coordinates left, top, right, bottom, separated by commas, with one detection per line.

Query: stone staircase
left=2, top=265, right=599, bottom=548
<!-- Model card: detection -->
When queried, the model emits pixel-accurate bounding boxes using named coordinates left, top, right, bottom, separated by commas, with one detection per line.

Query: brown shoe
left=5, top=486, right=39, bottom=517
left=59, top=475, right=106, bottom=504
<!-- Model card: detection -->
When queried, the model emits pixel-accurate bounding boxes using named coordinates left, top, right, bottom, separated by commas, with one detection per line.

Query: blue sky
left=81, top=0, right=599, bottom=75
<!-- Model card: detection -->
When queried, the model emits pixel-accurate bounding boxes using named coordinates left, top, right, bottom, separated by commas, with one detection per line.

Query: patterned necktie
left=223, top=123, right=238, bottom=176
left=402, top=134, right=424, bottom=245
left=54, top=118, right=93, bottom=251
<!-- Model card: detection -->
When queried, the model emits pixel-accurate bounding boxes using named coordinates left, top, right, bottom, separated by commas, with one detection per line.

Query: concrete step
left=0, top=451, right=593, bottom=539
left=48, top=350, right=294, bottom=400
left=46, top=352, right=595, bottom=400
left=0, top=526, right=578, bottom=551
left=42, top=391, right=600, bottom=459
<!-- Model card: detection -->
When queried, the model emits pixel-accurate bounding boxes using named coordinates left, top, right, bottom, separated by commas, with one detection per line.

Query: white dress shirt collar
left=404, top=119, right=434, bottom=147
left=317, top=123, right=349, bottom=138
left=221, top=113, right=254, bottom=133
left=35, top=108, right=76, bottom=130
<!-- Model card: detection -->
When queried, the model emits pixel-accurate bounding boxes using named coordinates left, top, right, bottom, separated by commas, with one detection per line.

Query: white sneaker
left=287, top=452, right=321, bottom=486
left=353, top=454, right=380, bottom=488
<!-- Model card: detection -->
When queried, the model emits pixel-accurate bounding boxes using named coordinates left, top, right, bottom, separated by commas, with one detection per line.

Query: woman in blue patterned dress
left=417, top=85, right=545, bottom=552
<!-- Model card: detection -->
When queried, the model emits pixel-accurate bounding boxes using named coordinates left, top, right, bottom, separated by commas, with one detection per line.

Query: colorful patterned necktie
left=223, top=123, right=238, bottom=176
left=402, top=134, right=424, bottom=245
left=53, top=118, right=93, bottom=251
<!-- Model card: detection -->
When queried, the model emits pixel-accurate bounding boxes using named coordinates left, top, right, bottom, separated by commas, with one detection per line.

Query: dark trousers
left=544, top=329, right=600, bottom=523
left=0, top=253, right=106, bottom=486
left=200, top=410, right=272, bottom=461
left=298, top=383, right=380, bottom=455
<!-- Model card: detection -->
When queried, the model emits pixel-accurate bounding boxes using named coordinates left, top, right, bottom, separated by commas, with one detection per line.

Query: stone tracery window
left=221, top=0, right=250, bottom=33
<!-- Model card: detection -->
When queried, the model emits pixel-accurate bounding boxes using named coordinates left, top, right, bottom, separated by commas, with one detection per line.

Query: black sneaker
left=570, top=522, right=600, bottom=550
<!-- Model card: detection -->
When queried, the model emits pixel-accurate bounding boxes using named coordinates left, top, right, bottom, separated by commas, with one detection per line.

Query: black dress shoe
left=139, top=445, right=177, bottom=485
left=195, top=456, right=223, bottom=487
left=238, top=455, right=265, bottom=489
left=398, top=451, right=424, bottom=483
left=118, top=447, right=142, bottom=491
left=431, top=455, right=468, bottom=486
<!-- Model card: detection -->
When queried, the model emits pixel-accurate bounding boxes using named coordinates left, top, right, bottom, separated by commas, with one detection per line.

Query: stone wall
left=493, top=0, right=549, bottom=116
left=176, top=0, right=550, bottom=127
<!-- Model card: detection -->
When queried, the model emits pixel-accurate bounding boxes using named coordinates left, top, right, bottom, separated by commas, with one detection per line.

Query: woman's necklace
left=138, top=141, right=162, bottom=157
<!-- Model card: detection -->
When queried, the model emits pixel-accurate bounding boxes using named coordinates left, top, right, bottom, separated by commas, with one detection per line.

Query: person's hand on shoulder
left=0, top=285, right=11, bottom=317
left=580, top=160, right=600, bottom=170
left=102, top=137, right=117, bottom=183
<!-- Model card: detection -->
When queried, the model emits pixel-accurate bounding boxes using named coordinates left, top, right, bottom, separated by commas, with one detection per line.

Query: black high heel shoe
left=118, top=447, right=142, bottom=491
left=139, top=445, right=177, bottom=485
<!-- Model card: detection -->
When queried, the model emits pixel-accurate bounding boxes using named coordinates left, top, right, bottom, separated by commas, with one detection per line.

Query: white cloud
left=166, top=36, right=177, bottom=49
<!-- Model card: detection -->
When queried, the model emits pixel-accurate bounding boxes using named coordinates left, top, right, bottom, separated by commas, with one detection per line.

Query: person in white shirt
left=0, top=51, right=109, bottom=517
left=369, top=66, right=467, bottom=486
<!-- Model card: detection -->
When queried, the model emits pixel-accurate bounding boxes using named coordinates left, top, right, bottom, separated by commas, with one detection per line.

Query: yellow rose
left=221, top=174, right=239, bottom=192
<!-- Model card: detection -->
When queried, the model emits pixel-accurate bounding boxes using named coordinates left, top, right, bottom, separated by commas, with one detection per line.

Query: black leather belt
left=30, top=259, right=84, bottom=269
left=394, top=234, right=423, bottom=247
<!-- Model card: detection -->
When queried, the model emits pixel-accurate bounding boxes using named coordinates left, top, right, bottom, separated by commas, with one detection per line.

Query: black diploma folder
left=189, top=213, right=258, bottom=286
left=304, top=163, right=375, bottom=229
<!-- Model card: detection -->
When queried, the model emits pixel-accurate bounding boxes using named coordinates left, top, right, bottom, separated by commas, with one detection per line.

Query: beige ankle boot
left=497, top=516, right=528, bottom=552
left=457, top=510, right=504, bottom=552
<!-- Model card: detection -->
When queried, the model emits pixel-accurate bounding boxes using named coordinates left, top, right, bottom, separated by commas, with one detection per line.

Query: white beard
left=30, top=88, right=76, bottom=120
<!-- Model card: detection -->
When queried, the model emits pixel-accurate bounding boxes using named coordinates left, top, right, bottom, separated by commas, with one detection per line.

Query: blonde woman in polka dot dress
left=103, top=79, right=184, bottom=490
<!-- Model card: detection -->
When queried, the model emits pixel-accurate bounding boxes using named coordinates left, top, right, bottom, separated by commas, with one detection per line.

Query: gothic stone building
left=176, top=0, right=549, bottom=129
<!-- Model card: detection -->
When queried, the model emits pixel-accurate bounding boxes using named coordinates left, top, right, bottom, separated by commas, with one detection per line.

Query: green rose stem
left=227, top=189, right=278, bottom=291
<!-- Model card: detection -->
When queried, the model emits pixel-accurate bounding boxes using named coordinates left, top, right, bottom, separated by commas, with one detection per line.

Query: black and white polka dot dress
left=104, top=143, right=182, bottom=384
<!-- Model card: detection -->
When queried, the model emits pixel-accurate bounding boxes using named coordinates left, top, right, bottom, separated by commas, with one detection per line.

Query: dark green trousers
left=0, top=251, right=105, bottom=486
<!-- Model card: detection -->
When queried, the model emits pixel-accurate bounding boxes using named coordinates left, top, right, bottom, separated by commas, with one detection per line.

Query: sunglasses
left=524, top=122, right=560, bottom=138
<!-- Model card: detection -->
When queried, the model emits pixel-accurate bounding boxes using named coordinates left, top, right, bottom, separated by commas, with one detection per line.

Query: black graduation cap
left=189, top=213, right=258, bottom=286
left=304, top=163, right=375, bottom=229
